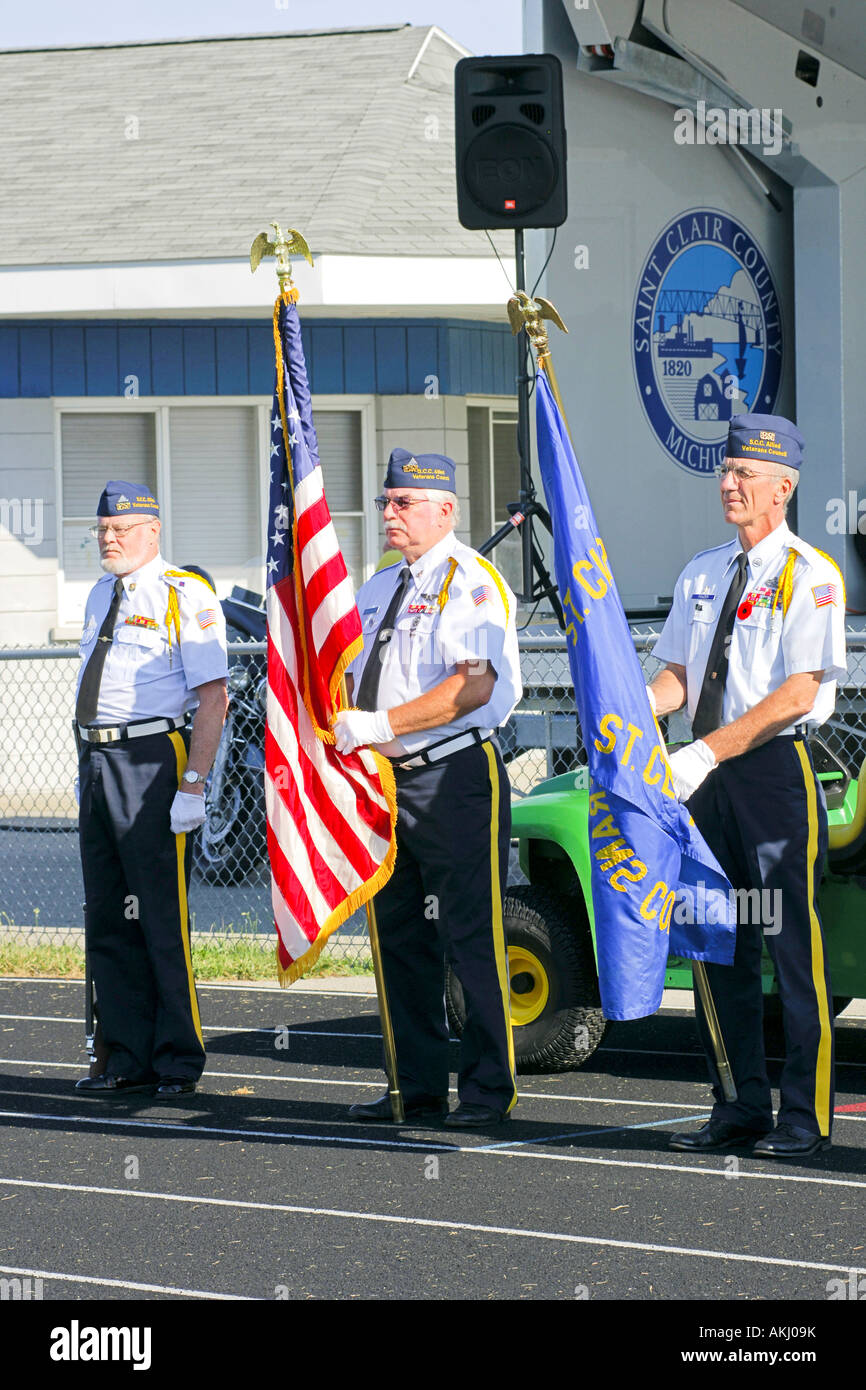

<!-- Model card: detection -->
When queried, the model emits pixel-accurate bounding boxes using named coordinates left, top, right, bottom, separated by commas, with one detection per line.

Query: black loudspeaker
left=455, top=54, right=567, bottom=230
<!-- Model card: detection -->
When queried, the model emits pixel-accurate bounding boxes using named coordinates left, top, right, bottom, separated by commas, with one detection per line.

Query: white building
left=0, top=24, right=523, bottom=644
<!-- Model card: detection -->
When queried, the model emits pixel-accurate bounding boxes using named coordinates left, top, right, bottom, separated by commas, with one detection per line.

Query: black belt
left=74, top=714, right=191, bottom=746
left=391, top=727, right=494, bottom=771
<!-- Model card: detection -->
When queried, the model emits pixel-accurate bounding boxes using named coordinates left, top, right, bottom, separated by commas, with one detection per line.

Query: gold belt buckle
left=92, top=727, right=121, bottom=744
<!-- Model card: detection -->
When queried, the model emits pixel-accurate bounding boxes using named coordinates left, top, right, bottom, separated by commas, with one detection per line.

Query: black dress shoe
left=752, top=1124, right=830, bottom=1158
left=347, top=1093, right=447, bottom=1123
left=669, top=1120, right=768, bottom=1152
left=74, top=1074, right=155, bottom=1099
left=155, top=1078, right=197, bottom=1098
left=443, top=1103, right=510, bottom=1129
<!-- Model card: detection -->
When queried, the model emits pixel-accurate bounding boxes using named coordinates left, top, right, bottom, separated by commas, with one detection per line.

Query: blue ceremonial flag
left=534, top=371, right=736, bottom=1020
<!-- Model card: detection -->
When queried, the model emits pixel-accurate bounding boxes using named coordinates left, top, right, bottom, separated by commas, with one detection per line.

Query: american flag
left=812, top=583, right=838, bottom=609
left=265, top=293, right=396, bottom=984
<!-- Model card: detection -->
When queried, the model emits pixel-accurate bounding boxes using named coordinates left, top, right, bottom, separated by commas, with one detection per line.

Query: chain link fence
left=2, top=622, right=864, bottom=965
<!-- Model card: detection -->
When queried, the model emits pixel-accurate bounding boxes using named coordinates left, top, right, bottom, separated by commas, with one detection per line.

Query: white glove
left=74, top=777, right=80, bottom=807
left=332, top=708, right=394, bottom=754
left=170, top=790, right=207, bottom=834
left=645, top=686, right=657, bottom=715
left=667, top=740, right=717, bottom=802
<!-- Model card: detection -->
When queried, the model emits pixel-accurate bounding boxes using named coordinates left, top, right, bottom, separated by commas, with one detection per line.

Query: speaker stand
left=478, top=228, right=564, bottom=630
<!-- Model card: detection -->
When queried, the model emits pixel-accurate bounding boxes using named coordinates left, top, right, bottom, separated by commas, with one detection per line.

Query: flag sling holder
left=508, top=279, right=737, bottom=1106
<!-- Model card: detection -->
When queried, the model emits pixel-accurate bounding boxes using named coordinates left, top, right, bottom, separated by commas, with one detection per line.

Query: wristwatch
left=182, top=769, right=205, bottom=786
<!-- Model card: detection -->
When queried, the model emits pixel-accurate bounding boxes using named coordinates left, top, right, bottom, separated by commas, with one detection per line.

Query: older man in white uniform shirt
left=333, top=448, right=522, bottom=1129
left=651, top=415, right=846, bottom=1158
left=74, top=481, right=228, bottom=1099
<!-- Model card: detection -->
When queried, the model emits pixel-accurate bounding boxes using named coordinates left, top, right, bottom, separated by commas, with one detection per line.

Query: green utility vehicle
left=447, top=741, right=866, bottom=1072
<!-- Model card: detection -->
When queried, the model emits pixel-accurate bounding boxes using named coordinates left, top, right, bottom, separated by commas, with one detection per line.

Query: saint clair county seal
left=632, top=210, right=783, bottom=476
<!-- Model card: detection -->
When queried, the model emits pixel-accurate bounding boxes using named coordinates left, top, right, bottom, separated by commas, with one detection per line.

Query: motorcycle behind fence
left=192, top=584, right=269, bottom=886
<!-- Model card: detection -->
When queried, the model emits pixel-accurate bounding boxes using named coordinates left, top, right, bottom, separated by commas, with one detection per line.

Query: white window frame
left=53, top=393, right=376, bottom=625
left=465, top=394, right=520, bottom=540
left=310, top=394, right=378, bottom=585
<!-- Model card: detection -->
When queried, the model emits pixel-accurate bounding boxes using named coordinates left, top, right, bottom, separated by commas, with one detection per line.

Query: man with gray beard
left=73, top=481, right=227, bottom=1099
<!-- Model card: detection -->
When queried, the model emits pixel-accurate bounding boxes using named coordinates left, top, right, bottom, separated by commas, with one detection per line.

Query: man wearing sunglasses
left=73, top=481, right=228, bottom=1100
left=647, top=415, right=846, bottom=1158
left=334, top=449, right=522, bottom=1129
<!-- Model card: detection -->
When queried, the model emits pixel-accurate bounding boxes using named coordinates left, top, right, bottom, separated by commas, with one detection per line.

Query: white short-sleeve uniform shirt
left=349, top=532, right=523, bottom=756
left=653, top=521, right=847, bottom=733
left=76, top=552, right=229, bottom=724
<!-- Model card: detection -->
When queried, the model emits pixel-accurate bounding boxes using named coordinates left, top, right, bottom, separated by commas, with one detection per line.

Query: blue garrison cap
left=384, top=448, right=456, bottom=491
left=96, top=481, right=160, bottom=517
left=726, top=414, right=804, bottom=469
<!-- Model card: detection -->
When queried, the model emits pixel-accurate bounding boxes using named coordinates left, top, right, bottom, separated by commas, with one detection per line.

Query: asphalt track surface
left=1, top=977, right=865, bottom=1306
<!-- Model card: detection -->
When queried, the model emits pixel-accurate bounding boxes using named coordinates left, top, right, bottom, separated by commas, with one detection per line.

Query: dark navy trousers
left=373, top=739, right=517, bottom=1113
left=78, top=728, right=206, bottom=1083
left=687, top=736, right=834, bottom=1137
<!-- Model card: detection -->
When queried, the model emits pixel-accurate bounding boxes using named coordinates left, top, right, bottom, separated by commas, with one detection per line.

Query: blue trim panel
left=0, top=319, right=515, bottom=398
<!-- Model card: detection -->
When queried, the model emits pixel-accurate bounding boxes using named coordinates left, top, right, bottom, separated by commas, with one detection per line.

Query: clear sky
left=0, top=0, right=524, bottom=54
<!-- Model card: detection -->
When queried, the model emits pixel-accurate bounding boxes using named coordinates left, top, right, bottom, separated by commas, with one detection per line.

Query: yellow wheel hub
left=508, top=946, right=550, bottom=1026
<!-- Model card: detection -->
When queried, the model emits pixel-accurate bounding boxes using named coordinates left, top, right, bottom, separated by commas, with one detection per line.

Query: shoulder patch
left=475, top=556, right=509, bottom=619
left=787, top=540, right=847, bottom=606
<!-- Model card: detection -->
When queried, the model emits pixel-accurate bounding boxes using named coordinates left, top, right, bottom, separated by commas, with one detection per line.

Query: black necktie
left=691, top=553, right=749, bottom=740
left=355, top=567, right=410, bottom=712
left=75, top=577, right=124, bottom=726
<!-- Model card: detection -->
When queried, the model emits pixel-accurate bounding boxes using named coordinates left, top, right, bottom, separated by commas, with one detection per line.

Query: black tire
left=192, top=774, right=266, bottom=886
left=445, top=884, right=608, bottom=1073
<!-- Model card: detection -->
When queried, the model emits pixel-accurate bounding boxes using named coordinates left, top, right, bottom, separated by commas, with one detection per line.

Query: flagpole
left=338, top=707, right=404, bottom=1124
left=254, top=222, right=404, bottom=1120
left=511, top=290, right=737, bottom=1105
left=691, top=962, right=737, bottom=1102
left=365, top=897, right=405, bottom=1123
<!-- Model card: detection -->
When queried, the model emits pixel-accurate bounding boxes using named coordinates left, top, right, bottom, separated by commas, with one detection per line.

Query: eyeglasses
left=89, top=519, right=154, bottom=539
left=714, top=464, right=779, bottom=483
left=373, top=494, right=432, bottom=512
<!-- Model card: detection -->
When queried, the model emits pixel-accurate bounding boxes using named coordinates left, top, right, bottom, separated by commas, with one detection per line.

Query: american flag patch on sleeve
left=196, top=608, right=217, bottom=629
left=471, top=584, right=493, bottom=607
left=812, top=583, right=837, bottom=608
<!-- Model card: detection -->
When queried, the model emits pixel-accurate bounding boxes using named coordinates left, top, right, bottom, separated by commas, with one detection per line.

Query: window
left=61, top=413, right=157, bottom=581
left=57, top=399, right=372, bottom=626
left=314, top=411, right=365, bottom=590
left=467, top=404, right=522, bottom=593
left=169, top=407, right=259, bottom=573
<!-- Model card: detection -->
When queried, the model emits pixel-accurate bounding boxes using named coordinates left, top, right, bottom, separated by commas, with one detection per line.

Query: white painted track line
left=2, top=1176, right=865, bottom=1279
left=0, top=1015, right=378, bottom=1040
left=0, top=1264, right=252, bottom=1299
left=0, top=1059, right=723, bottom=1106
left=3, top=1109, right=866, bottom=1189
left=3, top=1011, right=864, bottom=1069
left=2, top=1058, right=865, bottom=1122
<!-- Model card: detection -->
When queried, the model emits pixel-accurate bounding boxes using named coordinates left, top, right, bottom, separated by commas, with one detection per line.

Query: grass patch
left=0, top=941, right=88, bottom=978
left=0, top=938, right=373, bottom=982
left=192, top=939, right=374, bottom=981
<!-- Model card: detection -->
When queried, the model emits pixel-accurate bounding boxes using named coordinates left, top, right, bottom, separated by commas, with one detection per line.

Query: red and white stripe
left=812, top=583, right=837, bottom=609
left=265, top=465, right=394, bottom=979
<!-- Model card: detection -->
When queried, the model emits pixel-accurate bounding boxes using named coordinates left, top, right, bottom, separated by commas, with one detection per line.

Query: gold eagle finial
left=250, top=222, right=314, bottom=292
left=507, top=290, right=568, bottom=361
